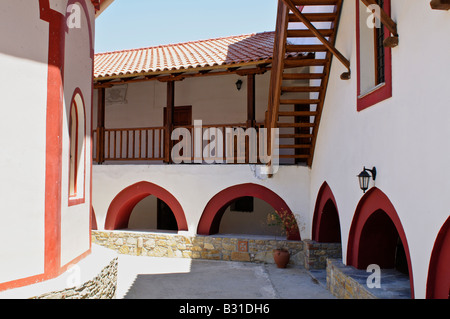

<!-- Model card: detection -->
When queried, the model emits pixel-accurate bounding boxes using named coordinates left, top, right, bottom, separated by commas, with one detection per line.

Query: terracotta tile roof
left=94, top=31, right=298, bottom=79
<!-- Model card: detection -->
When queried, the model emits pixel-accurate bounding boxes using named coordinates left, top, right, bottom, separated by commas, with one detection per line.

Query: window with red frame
left=356, top=0, right=392, bottom=111
left=69, top=92, right=86, bottom=205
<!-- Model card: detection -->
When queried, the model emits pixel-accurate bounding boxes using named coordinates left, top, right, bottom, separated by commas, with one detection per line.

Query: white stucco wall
left=0, top=0, right=96, bottom=288
left=309, top=0, right=450, bottom=298
left=92, top=165, right=311, bottom=239
left=60, top=0, right=95, bottom=267
left=0, top=0, right=49, bottom=284
left=93, top=71, right=273, bottom=129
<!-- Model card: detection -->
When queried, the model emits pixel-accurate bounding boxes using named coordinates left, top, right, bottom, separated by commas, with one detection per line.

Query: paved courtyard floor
left=116, top=255, right=335, bottom=299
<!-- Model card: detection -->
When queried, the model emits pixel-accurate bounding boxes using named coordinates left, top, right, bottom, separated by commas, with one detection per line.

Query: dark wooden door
left=157, top=199, right=178, bottom=231
left=164, top=105, right=192, bottom=127
left=164, top=105, right=192, bottom=161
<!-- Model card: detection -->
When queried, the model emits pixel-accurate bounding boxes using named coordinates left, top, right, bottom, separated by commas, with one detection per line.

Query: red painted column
left=40, top=0, right=65, bottom=278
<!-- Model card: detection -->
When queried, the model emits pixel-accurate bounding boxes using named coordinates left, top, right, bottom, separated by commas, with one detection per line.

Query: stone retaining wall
left=303, top=240, right=342, bottom=270
left=32, top=257, right=118, bottom=299
left=92, top=230, right=305, bottom=265
left=326, top=259, right=376, bottom=299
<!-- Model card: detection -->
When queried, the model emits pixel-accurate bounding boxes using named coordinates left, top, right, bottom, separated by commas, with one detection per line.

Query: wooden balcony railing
left=93, top=123, right=267, bottom=164
left=93, top=126, right=165, bottom=162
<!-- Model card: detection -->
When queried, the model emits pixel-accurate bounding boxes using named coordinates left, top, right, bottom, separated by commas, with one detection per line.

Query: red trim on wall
left=426, top=217, right=450, bottom=299
left=104, top=181, right=188, bottom=231
left=40, top=0, right=65, bottom=279
left=197, top=183, right=301, bottom=240
left=66, top=0, right=95, bottom=57
left=347, top=187, right=415, bottom=298
left=91, top=206, right=98, bottom=230
left=0, top=0, right=96, bottom=293
left=356, top=0, right=393, bottom=111
left=311, top=182, right=341, bottom=243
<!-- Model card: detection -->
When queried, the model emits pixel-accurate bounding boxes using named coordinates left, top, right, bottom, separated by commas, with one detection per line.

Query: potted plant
left=266, top=210, right=300, bottom=268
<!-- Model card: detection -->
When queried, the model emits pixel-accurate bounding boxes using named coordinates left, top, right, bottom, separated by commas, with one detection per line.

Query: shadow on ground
left=116, top=256, right=335, bottom=299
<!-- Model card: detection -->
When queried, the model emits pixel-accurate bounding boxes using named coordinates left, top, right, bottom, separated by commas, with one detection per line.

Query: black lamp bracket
left=363, top=167, right=377, bottom=181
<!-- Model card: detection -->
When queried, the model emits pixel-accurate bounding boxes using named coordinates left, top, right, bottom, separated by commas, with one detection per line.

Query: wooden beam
left=236, top=68, right=268, bottom=76
left=267, top=0, right=289, bottom=171
left=94, top=66, right=271, bottom=89
left=157, top=73, right=186, bottom=82
left=282, top=0, right=351, bottom=80
left=430, top=0, right=450, bottom=10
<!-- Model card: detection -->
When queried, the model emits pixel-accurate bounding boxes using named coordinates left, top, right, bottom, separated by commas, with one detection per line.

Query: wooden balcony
left=93, top=122, right=271, bottom=165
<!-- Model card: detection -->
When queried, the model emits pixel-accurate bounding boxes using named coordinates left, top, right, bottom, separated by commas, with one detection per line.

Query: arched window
left=69, top=91, right=86, bottom=205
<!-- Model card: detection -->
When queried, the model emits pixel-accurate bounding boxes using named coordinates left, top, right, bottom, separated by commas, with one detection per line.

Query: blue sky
left=95, top=0, right=278, bottom=53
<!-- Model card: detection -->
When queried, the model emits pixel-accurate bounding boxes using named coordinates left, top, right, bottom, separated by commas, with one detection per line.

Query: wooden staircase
left=267, top=0, right=346, bottom=167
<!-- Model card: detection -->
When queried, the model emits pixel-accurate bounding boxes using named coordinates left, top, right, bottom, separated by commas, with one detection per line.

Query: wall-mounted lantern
left=358, top=167, right=377, bottom=193
left=235, top=79, right=243, bottom=91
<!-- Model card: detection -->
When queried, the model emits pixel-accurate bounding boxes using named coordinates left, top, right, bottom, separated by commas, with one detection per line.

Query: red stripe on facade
left=40, top=0, right=65, bottom=278
left=0, top=0, right=95, bottom=292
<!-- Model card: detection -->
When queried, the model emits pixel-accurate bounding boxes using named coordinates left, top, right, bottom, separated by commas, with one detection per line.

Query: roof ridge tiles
left=94, top=31, right=279, bottom=79
left=95, top=31, right=275, bottom=56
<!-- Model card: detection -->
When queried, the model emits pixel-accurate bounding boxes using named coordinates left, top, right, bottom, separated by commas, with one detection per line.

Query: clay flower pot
left=273, top=249, right=290, bottom=268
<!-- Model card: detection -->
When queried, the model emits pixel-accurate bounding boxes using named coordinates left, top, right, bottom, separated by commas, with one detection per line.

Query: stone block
left=231, top=252, right=250, bottom=262
left=119, top=245, right=129, bottom=255
left=223, top=243, right=237, bottom=251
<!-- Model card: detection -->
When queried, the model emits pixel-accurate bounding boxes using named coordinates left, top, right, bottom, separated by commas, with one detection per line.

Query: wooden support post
left=97, top=87, right=106, bottom=164
left=247, top=74, right=256, bottom=128
left=164, top=81, right=175, bottom=163
left=246, top=74, right=256, bottom=164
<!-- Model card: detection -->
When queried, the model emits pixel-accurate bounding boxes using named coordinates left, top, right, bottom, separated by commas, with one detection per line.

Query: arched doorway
left=104, top=181, right=188, bottom=231
left=128, top=195, right=179, bottom=231
left=347, top=187, right=414, bottom=298
left=426, top=217, right=450, bottom=299
left=312, top=182, right=341, bottom=243
left=218, top=197, right=284, bottom=236
left=197, top=183, right=300, bottom=240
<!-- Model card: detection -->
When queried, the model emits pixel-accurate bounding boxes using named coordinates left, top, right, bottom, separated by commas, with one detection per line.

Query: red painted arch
left=91, top=206, right=98, bottom=231
left=197, top=183, right=301, bottom=240
left=426, top=217, right=450, bottom=299
left=104, top=181, right=188, bottom=231
left=347, top=187, right=415, bottom=298
left=312, top=182, right=341, bottom=243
